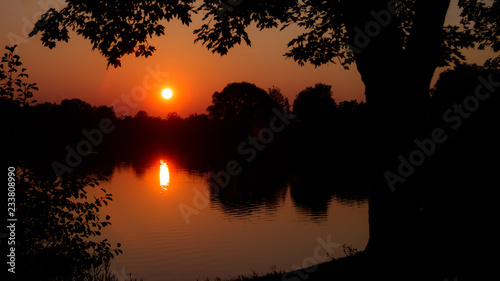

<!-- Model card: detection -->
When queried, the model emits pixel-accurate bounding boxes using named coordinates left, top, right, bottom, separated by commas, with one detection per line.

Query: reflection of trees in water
left=289, top=173, right=334, bottom=218
left=290, top=169, right=368, bottom=218
left=207, top=164, right=368, bottom=220
left=208, top=168, right=289, bottom=217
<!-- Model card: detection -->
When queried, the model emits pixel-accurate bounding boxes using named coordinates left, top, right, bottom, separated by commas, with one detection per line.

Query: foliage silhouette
left=431, top=63, right=495, bottom=110
left=426, top=64, right=500, bottom=257
left=267, top=86, right=291, bottom=113
left=14, top=169, right=122, bottom=281
left=204, top=82, right=287, bottom=161
left=0, top=45, right=38, bottom=106
left=207, top=82, right=278, bottom=122
left=33, top=1, right=498, bottom=67
left=30, top=0, right=195, bottom=67
left=292, top=83, right=336, bottom=124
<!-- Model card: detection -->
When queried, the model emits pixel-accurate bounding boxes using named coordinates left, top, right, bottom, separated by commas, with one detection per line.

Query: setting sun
left=162, top=88, right=173, bottom=99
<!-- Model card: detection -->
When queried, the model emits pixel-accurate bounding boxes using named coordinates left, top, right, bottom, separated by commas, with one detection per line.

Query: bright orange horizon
left=0, top=1, right=493, bottom=118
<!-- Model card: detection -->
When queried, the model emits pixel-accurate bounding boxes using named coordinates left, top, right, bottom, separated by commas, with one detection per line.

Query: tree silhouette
left=427, top=63, right=499, bottom=263
left=267, top=86, right=291, bottom=113
left=431, top=63, right=488, bottom=110
left=134, top=110, right=150, bottom=119
left=166, top=111, right=182, bottom=122
left=206, top=82, right=278, bottom=122
left=205, top=82, right=284, bottom=163
left=30, top=0, right=195, bottom=68
left=31, top=1, right=498, bottom=68
left=292, top=83, right=336, bottom=124
left=60, top=98, right=94, bottom=112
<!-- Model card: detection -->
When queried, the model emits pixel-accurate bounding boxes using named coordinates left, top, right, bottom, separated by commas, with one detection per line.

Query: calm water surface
left=97, top=159, right=368, bottom=281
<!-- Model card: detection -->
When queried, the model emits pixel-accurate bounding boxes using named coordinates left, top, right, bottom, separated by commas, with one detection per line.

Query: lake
left=96, top=157, right=369, bottom=281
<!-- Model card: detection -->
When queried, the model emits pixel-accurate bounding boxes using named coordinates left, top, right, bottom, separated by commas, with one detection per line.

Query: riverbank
left=205, top=249, right=500, bottom=281
left=201, top=252, right=368, bottom=281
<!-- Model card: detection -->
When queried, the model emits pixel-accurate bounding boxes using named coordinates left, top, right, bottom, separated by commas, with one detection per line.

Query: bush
left=16, top=169, right=122, bottom=280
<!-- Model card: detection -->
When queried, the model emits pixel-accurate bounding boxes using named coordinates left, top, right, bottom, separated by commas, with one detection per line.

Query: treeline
left=1, top=81, right=367, bottom=178
left=3, top=59, right=497, bottom=193
left=0, top=45, right=367, bottom=178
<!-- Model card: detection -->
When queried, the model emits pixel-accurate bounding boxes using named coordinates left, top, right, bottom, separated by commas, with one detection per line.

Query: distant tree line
left=5, top=63, right=497, bottom=180
left=3, top=42, right=497, bottom=196
left=2, top=70, right=367, bottom=177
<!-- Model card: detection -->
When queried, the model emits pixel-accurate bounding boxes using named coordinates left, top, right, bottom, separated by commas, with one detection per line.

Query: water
left=96, top=158, right=368, bottom=281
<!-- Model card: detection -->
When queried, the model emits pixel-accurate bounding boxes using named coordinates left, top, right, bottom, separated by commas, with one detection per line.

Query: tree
left=30, top=0, right=195, bottom=68
left=60, top=98, right=94, bottom=112
left=206, top=82, right=281, bottom=161
left=31, top=0, right=499, bottom=278
left=428, top=64, right=499, bottom=263
left=431, top=63, right=488, bottom=109
left=206, top=82, right=277, bottom=122
left=166, top=111, right=182, bottom=122
left=292, top=83, right=336, bottom=123
left=267, top=86, right=291, bottom=113
left=134, top=110, right=150, bottom=119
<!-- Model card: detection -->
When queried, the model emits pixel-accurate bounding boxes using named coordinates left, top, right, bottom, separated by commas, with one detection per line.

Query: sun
left=162, top=88, right=173, bottom=99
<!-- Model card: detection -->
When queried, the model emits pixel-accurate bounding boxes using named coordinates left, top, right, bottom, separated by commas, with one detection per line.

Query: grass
left=197, top=268, right=285, bottom=281
left=80, top=262, right=144, bottom=281
left=200, top=244, right=361, bottom=281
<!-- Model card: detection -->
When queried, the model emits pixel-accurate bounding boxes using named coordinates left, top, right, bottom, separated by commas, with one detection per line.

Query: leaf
left=111, top=59, right=121, bottom=68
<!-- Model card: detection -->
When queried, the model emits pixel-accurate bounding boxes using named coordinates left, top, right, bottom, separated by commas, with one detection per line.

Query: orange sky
left=0, top=0, right=494, bottom=118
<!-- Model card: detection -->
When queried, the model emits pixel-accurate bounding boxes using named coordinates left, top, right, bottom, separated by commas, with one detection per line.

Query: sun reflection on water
left=160, top=160, right=170, bottom=190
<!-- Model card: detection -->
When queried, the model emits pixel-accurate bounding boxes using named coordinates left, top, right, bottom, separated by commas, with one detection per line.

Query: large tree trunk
left=360, top=65, right=432, bottom=280
left=339, top=0, right=451, bottom=278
